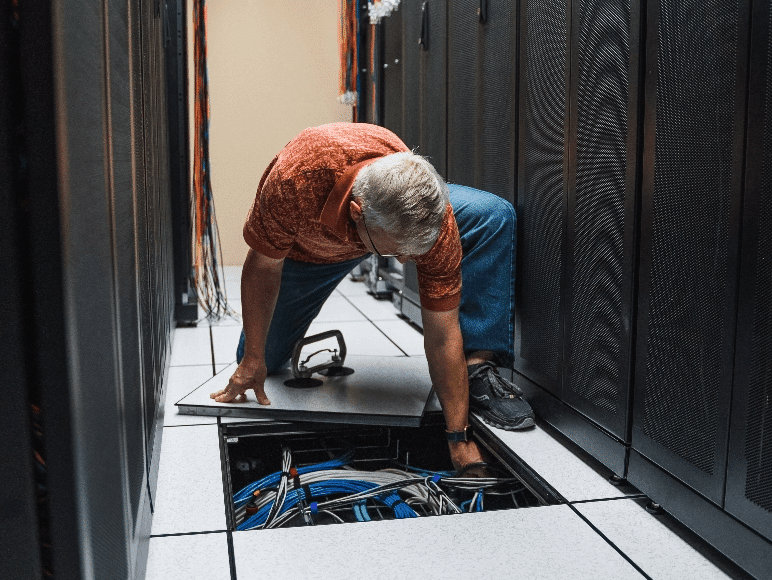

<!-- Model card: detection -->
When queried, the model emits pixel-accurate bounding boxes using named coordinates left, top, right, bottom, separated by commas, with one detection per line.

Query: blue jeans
left=237, top=184, right=516, bottom=371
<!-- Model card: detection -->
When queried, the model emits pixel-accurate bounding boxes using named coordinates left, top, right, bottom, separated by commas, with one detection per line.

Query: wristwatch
left=445, top=424, right=473, bottom=443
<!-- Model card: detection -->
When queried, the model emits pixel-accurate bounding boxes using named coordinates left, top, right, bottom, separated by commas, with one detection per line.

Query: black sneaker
left=468, top=362, right=535, bottom=430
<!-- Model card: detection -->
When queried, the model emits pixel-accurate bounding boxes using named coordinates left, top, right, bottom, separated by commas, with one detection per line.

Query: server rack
left=725, top=0, right=772, bottom=544
left=166, top=0, right=197, bottom=324
left=513, top=0, right=643, bottom=475
left=447, top=0, right=518, bottom=205
left=371, top=0, right=772, bottom=575
left=630, top=0, right=749, bottom=507
left=382, top=3, right=404, bottom=138
left=625, top=0, right=772, bottom=575
left=0, top=3, right=45, bottom=576
left=514, top=0, right=570, bottom=398
left=0, top=1, right=177, bottom=578
left=401, top=0, right=448, bottom=175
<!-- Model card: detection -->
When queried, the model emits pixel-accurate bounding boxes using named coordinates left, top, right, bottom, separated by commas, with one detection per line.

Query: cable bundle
left=233, top=447, right=355, bottom=509
left=338, top=0, right=359, bottom=108
left=192, top=0, right=236, bottom=321
left=240, top=479, right=421, bottom=530
left=233, top=442, right=527, bottom=530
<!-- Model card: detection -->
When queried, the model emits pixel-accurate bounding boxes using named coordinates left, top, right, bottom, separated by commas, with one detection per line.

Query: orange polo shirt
left=243, top=122, right=461, bottom=311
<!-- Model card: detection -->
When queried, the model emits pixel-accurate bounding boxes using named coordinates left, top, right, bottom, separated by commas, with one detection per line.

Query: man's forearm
left=240, top=249, right=284, bottom=363
left=422, top=307, right=469, bottom=432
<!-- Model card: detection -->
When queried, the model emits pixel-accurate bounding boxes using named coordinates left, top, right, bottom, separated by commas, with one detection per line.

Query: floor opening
left=221, top=419, right=553, bottom=532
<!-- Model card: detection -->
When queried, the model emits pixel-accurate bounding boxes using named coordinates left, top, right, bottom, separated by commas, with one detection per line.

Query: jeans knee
left=458, top=190, right=515, bottom=237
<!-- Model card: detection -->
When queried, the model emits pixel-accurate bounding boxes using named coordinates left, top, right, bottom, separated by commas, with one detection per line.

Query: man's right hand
left=210, top=357, right=270, bottom=405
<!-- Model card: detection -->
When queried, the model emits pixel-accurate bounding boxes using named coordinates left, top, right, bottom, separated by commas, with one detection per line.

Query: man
left=210, top=122, right=534, bottom=472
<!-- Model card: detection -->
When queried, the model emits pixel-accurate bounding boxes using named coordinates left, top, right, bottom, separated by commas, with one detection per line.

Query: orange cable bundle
left=192, top=0, right=236, bottom=321
left=369, top=23, right=377, bottom=122
left=338, top=0, right=358, bottom=110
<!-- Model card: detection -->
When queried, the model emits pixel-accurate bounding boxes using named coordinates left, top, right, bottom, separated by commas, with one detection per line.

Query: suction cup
left=283, top=378, right=324, bottom=389
left=317, top=366, right=355, bottom=377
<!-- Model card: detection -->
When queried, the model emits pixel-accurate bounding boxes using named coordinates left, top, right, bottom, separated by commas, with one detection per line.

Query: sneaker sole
left=477, top=413, right=536, bottom=431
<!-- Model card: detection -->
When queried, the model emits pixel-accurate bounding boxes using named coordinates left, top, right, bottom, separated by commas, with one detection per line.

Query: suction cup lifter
left=290, top=330, right=349, bottom=379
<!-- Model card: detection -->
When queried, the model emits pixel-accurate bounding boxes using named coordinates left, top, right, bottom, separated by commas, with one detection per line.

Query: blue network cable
left=353, top=500, right=372, bottom=523
left=233, top=448, right=355, bottom=508
left=238, top=479, right=417, bottom=530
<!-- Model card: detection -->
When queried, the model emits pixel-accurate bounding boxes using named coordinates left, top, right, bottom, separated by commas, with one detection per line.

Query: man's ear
left=349, top=200, right=363, bottom=222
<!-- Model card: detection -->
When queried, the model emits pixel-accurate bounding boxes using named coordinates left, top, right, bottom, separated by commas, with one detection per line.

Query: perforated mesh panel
left=480, top=0, right=515, bottom=201
left=383, top=8, right=403, bottom=136
left=448, top=0, right=478, bottom=186
left=570, top=0, right=629, bottom=415
left=402, top=1, right=421, bottom=151
left=136, top=0, right=175, bottom=463
left=519, top=0, right=567, bottom=381
left=423, top=0, right=447, bottom=175
left=745, top=6, right=772, bottom=513
left=642, top=0, right=739, bottom=474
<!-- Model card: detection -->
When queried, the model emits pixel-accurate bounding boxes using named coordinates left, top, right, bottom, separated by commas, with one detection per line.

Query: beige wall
left=190, top=0, right=353, bottom=265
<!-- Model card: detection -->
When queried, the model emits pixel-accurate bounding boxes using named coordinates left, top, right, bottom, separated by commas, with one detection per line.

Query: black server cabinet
left=382, top=5, right=404, bottom=137
left=515, top=0, right=641, bottom=473
left=630, top=0, right=750, bottom=507
left=402, top=0, right=448, bottom=175
left=561, top=0, right=642, bottom=448
left=725, top=0, right=772, bottom=543
left=447, top=0, right=517, bottom=205
left=166, top=0, right=197, bottom=324
left=0, top=2, right=46, bottom=576
left=515, top=0, right=570, bottom=395
left=0, top=1, right=176, bottom=579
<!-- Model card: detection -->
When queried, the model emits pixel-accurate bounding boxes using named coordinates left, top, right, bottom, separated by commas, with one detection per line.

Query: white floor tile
left=233, top=505, right=644, bottom=580
left=222, top=280, right=241, bottom=302
left=307, top=320, right=405, bottom=356
left=151, top=424, right=226, bottom=535
left=345, top=294, right=403, bottom=321
left=482, top=424, right=628, bottom=502
left=376, top=319, right=425, bottom=355
left=163, top=366, right=217, bottom=427
left=223, top=265, right=243, bottom=278
left=145, top=532, right=231, bottom=580
left=334, top=275, right=370, bottom=296
left=169, top=327, right=214, bottom=367
left=314, top=295, right=367, bottom=322
left=211, top=325, right=243, bottom=365
left=575, top=499, right=732, bottom=580
left=201, top=301, right=243, bottom=327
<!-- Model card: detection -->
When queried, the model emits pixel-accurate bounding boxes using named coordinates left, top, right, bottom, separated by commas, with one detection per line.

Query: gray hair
left=351, top=151, right=449, bottom=256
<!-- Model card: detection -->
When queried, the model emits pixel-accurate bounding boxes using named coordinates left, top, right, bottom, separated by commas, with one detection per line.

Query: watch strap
left=445, top=424, right=473, bottom=443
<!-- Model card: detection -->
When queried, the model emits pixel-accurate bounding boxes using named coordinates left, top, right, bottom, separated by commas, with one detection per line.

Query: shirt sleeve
left=242, top=157, right=300, bottom=259
left=414, top=204, right=462, bottom=311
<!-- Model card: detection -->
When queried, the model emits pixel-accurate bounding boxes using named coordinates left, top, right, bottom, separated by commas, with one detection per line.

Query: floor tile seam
left=339, top=293, right=410, bottom=356
left=565, top=501, right=654, bottom=579
left=150, top=529, right=228, bottom=538
left=568, top=494, right=648, bottom=505
left=209, top=326, right=217, bottom=375
left=316, top=316, right=370, bottom=323
left=169, top=363, right=220, bottom=369
left=217, top=417, right=239, bottom=580
left=162, top=422, right=217, bottom=428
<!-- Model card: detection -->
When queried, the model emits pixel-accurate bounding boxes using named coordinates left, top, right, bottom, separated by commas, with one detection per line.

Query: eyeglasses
left=360, top=212, right=399, bottom=258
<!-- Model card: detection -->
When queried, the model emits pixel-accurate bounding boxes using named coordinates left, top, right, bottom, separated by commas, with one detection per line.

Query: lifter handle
left=290, top=330, right=347, bottom=379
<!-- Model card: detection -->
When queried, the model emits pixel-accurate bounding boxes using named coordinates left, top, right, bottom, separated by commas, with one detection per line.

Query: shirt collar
left=319, top=157, right=381, bottom=237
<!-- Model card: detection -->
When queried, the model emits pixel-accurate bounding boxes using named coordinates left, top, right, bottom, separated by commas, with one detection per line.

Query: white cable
left=235, top=468, right=429, bottom=524
left=368, top=0, right=401, bottom=24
